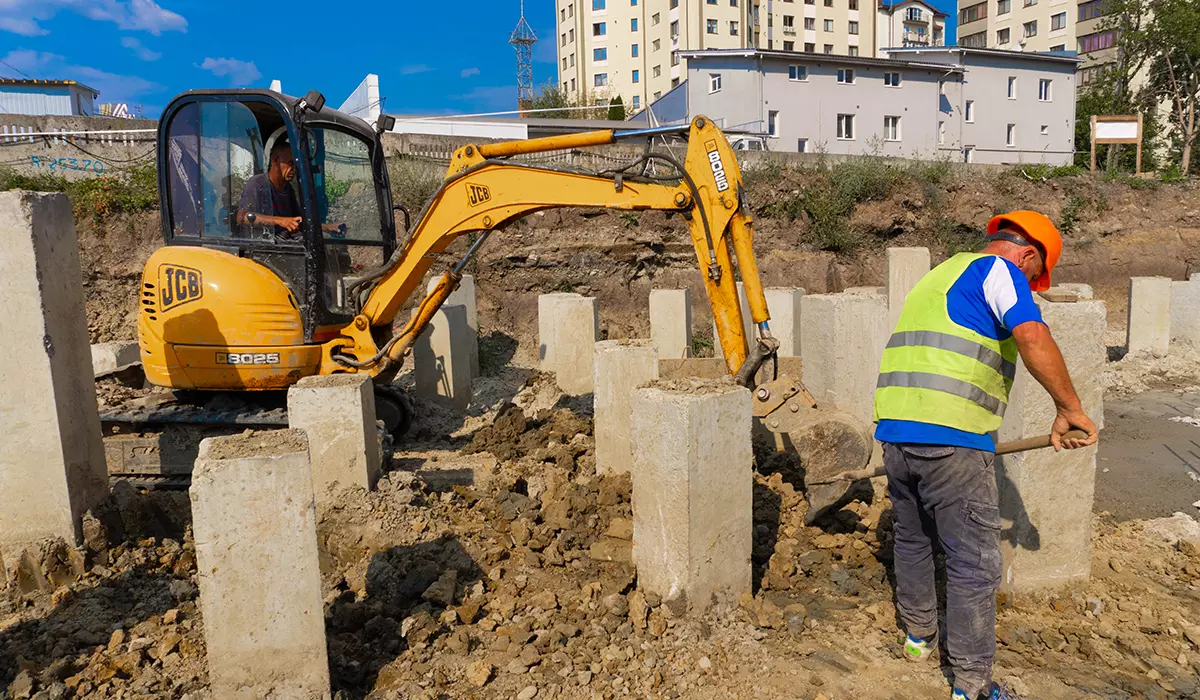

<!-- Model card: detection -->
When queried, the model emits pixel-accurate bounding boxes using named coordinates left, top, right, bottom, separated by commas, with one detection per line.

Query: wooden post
left=1135, top=113, right=1144, bottom=175
left=1090, top=116, right=1098, bottom=172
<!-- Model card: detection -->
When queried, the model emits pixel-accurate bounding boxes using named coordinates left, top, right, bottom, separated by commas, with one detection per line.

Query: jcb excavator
left=128, top=88, right=871, bottom=514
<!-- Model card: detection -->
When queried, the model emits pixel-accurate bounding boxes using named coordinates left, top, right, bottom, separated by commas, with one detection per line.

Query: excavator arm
left=319, top=116, right=774, bottom=382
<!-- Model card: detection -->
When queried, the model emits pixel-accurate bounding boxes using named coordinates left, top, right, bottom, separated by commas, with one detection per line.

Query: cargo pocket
left=966, top=500, right=1003, bottom=587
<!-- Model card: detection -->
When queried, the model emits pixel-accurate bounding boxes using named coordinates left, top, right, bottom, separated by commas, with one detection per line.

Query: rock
left=699, top=656, right=712, bottom=671
left=528, top=590, right=558, bottom=611
left=401, top=610, right=439, bottom=645
left=466, top=660, right=493, bottom=687
left=517, top=684, right=539, bottom=699
left=605, top=518, right=634, bottom=540
left=162, top=609, right=180, bottom=625
left=603, top=593, right=629, bottom=618
left=8, top=670, right=34, bottom=699
left=588, top=537, right=632, bottom=564
left=421, top=570, right=458, bottom=607
left=1184, top=625, right=1200, bottom=649
left=1143, top=513, right=1200, bottom=546
left=1086, top=598, right=1104, bottom=616
left=628, top=590, right=649, bottom=630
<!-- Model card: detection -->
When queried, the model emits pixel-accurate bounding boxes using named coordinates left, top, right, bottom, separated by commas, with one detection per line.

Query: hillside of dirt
left=73, top=164, right=1200, bottom=364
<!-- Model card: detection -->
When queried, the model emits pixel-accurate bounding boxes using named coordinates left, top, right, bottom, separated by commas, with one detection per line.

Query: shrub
left=0, top=164, right=159, bottom=219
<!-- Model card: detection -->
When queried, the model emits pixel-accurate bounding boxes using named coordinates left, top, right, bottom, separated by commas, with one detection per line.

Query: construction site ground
left=4, top=166, right=1200, bottom=699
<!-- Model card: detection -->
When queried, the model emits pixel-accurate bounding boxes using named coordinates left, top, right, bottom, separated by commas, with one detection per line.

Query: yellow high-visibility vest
left=874, top=253, right=1019, bottom=434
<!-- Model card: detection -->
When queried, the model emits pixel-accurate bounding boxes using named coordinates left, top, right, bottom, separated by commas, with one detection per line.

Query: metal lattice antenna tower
left=510, top=0, right=537, bottom=111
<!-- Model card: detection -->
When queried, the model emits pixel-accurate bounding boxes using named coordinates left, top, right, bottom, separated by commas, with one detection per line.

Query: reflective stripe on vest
left=886, top=330, right=1017, bottom=381
left=877, top=371, right=1007, bottom=416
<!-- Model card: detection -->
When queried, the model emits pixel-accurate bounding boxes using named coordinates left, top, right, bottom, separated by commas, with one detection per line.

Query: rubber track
left=100, top=404, right=288, bottom=427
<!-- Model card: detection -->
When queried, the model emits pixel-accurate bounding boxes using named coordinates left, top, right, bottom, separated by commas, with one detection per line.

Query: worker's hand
left=277, top=216, right=302, bottom=233
left=1050, top=407, right=1098, bottom=451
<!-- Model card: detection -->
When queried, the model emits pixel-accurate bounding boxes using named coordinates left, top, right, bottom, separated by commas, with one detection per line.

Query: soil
left=197, top=428, right=308, bottom=461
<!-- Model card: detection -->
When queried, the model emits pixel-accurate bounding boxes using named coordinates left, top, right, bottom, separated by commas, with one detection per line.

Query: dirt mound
left=75, top=212, right=159, bottom=344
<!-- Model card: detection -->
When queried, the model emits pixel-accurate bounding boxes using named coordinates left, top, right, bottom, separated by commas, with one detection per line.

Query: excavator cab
left=142, top=89, right=397, bottom=390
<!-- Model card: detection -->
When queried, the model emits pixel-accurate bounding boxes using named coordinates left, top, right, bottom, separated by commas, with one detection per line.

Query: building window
left=768, top=110, right=780, bottom=137
left=632, top=44, right=639, bottom=56
left=1078, top=30, right=1115, bottom=53
left=784, top=14, right=795, bottom=26
left=837, top=68, right=855, bottom=84
left=997, top=0, right=1010, bottom=13
left=593, top=0, right=605, bottom=9
left=671, top=50, right=680, bottom=66
left=784, top=41, right=795, bottom=50
left=1040, top=124, right=1049, bottom=135
left=707, top=19, right=718, bottom=33
left=1038, top=78, right=1052, bottom=101
left=960, top=31, right=986, bottom=47
left=789, top=65, right=808, bottom=80
left=654, top=91, right=661, bottom=99
left=571, top=53, right=576, bottom=66
left=965, top=146, right=974, bottom=163
left=631, top=0, right=636, bottom=4
left=709, top=73, right=723, bottom=93
left=959, top=2, right=986, bottom=24
left=594, top=22, right=606, bottom=35
left=997, top=27, right=1010, bottom=44
left=1023, top=0, right=1036, bottom=5
left=731, top=0, right=738, bottom=5
left=561, top=8, right=566, bottom=22
left=1007, top=76, right=1017, bottom=98
left=849, top=0, right=858, bottom=8
left=824, top=0, right=833, bottom=6
left=848, top=21, right=859, bottom=35
left=1050, top=12, right=1066, bottom=30
left=595, top=73, right=608, bottom=87
left=884, top=116, right=901, bottom=141
left=569, top=3, right=574, bottom=14
left=631, top=18, right=638, bottom=30
left=1023, top=20, right=1037, bottom=37
left=884, top=71, right=901, bottom=87
left=731, top=20, right=739, bottom=35
left=965, top=100, right=974, bottom=122
left=848, top=46, right=859, bottom=56
left=804, top=17, right=815, bottom=29
left=570, top=28, right=575, bottom=42
left=805, top=0, right=814, bottom=4
left=670, top=0, right=678, bottom=6
left=1050, top=44, right=1065, bottom=51
left=938, top=120, right=946, bottom=144
left=1006, top=123, right=1016, bottom=147
left=632, top=95, right=640, bottom=109
left=653, top=65, right=661, bottom=77
left=907, top=6, right=922, bottom=20
left=595, top=47, right=608, bottom=61
left=824, top=44, right=834, bottom=53
left=837, top=113, right=855, bottom=139
left=653, top=38, right=661, bottom=51
left=562, top=57, right=568, bottom=71
left=633, top=69, right=640, bottom=82
left=1078, top=0, right=1111, bottom=21
left=824, top=19, right=834, bottom=31
left=805, top=42, right=815, bottom=52
left=708, top=0, right=717, bottom=4
left=672, top=77, right=680, bottom=87
left=652, top=12, right=660, bottom=25
left=797, top=138, right=808, bottom=153
left=561, top=32, right=567, bottom=46
left=670, top=20, right=679, bottom=38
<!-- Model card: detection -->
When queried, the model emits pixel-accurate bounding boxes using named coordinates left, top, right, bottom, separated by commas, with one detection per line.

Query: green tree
left=527, top=82, right=608, bottom=119
left=607, top=96, right=626, bottom=121
left=1087, top=0, right=1156, bottom=171
left=1142, top=0, right=1200, bottom=174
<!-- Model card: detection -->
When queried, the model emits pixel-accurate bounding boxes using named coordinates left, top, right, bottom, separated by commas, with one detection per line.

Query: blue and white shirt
left=874, top=255, right=1044, bottom=452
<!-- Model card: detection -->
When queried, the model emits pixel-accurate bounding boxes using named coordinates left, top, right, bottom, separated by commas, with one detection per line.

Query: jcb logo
left=159, top=265, right=203, bottom=311
left=467, top=184, right=491, bottom=207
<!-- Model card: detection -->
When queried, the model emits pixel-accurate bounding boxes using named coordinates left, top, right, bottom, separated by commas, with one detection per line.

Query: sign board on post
left=1090, top=115, right=1143, bottom=174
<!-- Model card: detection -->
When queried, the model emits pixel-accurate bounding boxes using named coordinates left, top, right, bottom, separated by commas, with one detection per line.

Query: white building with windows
left=680, top=46, right=1079, bottom=164
left=876, top=0, right=947, bottom=53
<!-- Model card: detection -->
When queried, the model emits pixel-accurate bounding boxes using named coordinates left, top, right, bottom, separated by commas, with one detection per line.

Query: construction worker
left=873, top=211, right=1098, bottom=700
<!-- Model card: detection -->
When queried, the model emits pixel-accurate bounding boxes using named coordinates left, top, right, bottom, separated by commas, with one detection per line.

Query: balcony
left=783, top=26, right=797, bottom=35
left=902, top=30, right=932, bottom=44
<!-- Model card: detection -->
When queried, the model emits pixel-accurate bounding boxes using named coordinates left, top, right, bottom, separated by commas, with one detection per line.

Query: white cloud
left=121, top=36, right=160, bottom=61
left=400, top=64, right=433, bottom=75
left=0, top=0, right=186, bottom=37
left=0, top=50, right=162, bottom=103
left=452, top=85, right=516, bottom=112
left=460, top=67, right=481, bottom=79
left=199, top=57, right=262, bottom=87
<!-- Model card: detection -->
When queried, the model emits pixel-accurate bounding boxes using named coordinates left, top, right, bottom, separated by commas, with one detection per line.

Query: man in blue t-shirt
left=874, top=211, right=1098, bottom=700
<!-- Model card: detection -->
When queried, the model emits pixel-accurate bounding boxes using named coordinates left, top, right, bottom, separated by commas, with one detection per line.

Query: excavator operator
left=237, top=140, right=303, bottom=236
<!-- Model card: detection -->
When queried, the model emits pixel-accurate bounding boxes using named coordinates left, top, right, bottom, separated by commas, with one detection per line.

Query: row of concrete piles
left=0, top=187, right=1176, bottom=697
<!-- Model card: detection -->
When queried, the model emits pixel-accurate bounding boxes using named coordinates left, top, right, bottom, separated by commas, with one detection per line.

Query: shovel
left=808, top=429, right=1094, bottom=487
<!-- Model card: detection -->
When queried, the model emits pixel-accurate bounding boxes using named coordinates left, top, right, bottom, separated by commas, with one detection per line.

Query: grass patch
left=691, top=334, right=714, bottom=358
left=387, top=157, right=444, bottom=213
left=0, top=165, right=159, bottom=219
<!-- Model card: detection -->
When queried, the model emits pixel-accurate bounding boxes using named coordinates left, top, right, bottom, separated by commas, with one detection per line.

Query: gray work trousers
left=883, top=442, right=1003, bottom=698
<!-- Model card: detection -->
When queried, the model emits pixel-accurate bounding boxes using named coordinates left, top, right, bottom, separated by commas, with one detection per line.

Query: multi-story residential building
left=557, top=0, right=933, bottom=115
left=875, top=0, right=947, bottom=53
left=679, top=46, right=1079, bottom=164
left=956, top=0, right=1078, bottom=53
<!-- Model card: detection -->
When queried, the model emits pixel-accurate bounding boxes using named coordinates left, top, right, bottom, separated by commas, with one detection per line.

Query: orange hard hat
left=986, top=210, right=1062, bottom=293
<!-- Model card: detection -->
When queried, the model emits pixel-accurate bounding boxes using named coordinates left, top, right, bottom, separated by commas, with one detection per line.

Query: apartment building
left=555, top=0, right=909, bottom=116
left=680, top=47, right=1079, bottom=164
left=876, top=0, right=947, bottom=53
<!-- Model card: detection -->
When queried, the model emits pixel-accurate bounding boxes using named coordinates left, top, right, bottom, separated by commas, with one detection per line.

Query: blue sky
left=0, top=0, right=954, bottom=119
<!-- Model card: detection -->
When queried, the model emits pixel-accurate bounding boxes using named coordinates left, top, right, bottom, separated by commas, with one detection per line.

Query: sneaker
left=903, top=633, right=937, bottom=662
left=951, top=682, right=1021, bottom=700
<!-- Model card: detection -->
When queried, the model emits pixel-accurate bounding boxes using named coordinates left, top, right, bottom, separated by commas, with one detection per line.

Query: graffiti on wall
left=28, top=155, right=106, bottom=174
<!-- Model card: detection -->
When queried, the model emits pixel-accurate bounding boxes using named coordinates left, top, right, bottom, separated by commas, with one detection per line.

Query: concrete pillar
left=1056, top=283, right=1094, bottom=300
left=0, top=192, right=107, bottom=570
left=190, top=430, right=330, bottom=698
left=799, top=292, right=889, bottom=425
left=1170, top=278, right=1200, bottom=347
left=91, top=341, right=139, bottom=377
left=538, top=293, right=599, bottom=395
left=649, top=289, right=692, bottom=360
left=886, top=247, right=930, bottom=330
left=764, top=288, right=805, bottom=357
left=414, top=304, right=473, bottom=409
left=287, top=374, right=381, bottom=506
left=428, top=274, right=479, bottom=376
left=593, top=341, right=660, bottom=475
left=630, top=382, right=752, bottom=611
left=997, top=299, right=1105, bottom=592
left=1126, top=276, right=1171, bottom=357
left=713, top=281, right=754, bottom=359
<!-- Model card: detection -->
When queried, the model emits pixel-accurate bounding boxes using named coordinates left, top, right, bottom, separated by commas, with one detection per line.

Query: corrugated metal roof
left=0, top=78, right=99, bottom=93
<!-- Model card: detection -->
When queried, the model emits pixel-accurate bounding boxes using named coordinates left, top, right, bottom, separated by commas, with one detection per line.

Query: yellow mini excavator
left=130, top=88, right=871, bottom=515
